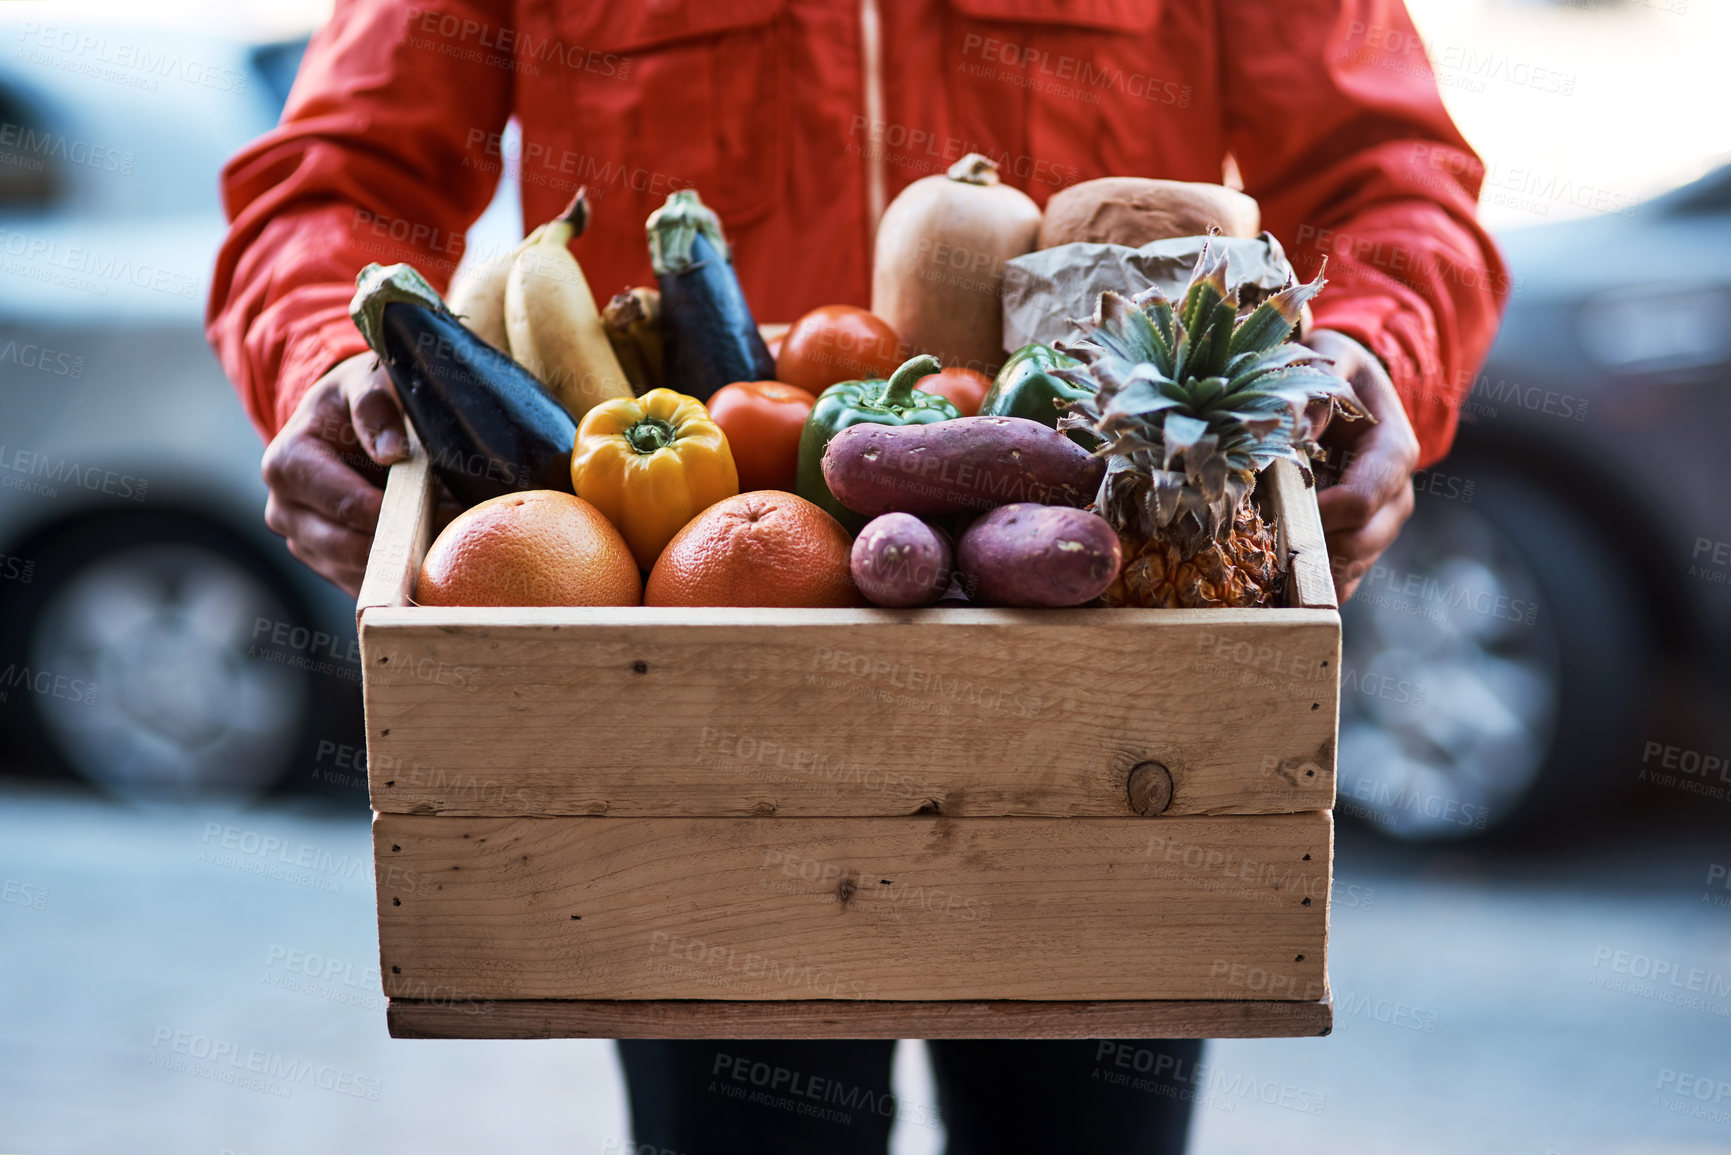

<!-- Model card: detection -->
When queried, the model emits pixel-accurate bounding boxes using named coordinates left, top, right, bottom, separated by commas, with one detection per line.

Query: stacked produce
left=348, top=170, right=1362, bottom=612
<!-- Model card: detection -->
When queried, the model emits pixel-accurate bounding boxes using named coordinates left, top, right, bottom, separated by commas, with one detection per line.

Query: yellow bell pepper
left=571, top=388, right=739, bottom=569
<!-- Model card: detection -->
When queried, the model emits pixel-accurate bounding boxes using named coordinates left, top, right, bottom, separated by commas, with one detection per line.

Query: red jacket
left=209, top=0, right=1507, bottom=467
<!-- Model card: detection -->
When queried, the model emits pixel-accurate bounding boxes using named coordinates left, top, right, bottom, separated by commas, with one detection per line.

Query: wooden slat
left=361, top=606, right=1338, bottom=817
left=356, top=431, right=435, bottom=619
left=387, top=996, right=1333, bottom=1039
left=1266, top=459, right=1337, bottom=611
left=375, top=813, right=1330, bottom=1002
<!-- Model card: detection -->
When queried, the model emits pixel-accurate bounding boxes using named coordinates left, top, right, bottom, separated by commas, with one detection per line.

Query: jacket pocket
left=555, top=0, right=787, bottom=227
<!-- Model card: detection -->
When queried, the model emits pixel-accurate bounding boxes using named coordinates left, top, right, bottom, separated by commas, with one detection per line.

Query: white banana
left=445, top=244, right=515, bottom=352
left=504, top=188, right=633, bottom=423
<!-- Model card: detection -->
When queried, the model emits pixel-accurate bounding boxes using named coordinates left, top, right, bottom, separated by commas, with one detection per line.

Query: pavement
left=2, top=779, right=1729, bottom=1155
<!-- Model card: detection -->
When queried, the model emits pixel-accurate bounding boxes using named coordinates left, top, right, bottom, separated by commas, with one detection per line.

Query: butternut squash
left=870, top=154, right=1041, bottom=378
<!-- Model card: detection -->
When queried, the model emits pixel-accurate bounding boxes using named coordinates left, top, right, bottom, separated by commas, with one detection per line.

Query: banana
left=603, top=286, right=664, bottom=395
left=445, top=244, right=515, bottom=352
left=504, top=187, right=633, bottom=423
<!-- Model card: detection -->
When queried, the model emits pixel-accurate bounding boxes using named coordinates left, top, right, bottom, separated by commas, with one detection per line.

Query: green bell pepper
left=796, top=354, right=960, bottom=533
left=979, top=344, right=1092, bottom=438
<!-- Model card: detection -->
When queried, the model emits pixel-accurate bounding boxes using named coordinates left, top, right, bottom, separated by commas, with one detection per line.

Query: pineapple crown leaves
left=1056, top=239, right=1370, bottom=546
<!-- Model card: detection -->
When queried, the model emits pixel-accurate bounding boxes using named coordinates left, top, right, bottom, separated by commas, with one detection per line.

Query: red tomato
left=776, top=305, right=904, bottom=393
left=920, top=367, right=992, bottom=417
left=705, top=381, right=819, bottom=493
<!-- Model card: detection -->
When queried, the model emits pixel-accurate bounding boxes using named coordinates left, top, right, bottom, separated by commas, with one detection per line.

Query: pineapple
left=1056, top=243, right=1368, bottom=608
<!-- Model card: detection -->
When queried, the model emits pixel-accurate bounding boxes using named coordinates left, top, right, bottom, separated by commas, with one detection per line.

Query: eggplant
left=350, top=263, right=577, bottom=508
left=646, top=189, right=775, bottom=402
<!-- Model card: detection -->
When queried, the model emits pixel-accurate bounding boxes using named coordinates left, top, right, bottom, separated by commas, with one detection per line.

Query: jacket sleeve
left=1221, top=0, right=1510, bottom=467
left=206, top=0, right=514, bottom=439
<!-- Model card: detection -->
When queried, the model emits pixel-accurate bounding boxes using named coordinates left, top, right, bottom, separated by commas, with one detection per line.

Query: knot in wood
left=1127, top=761, right=1174, bottom=816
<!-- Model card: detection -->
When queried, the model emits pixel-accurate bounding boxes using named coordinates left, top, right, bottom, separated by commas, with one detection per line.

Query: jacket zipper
left=859, top=0, right=887, bottom=237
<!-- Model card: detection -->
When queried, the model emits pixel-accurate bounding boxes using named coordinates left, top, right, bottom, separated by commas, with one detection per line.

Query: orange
left=645, top=491, right=859, bottom=608
left=416, top=490, right=640, bottom=607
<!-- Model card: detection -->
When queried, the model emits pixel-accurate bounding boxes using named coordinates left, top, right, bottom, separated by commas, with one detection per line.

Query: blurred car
left=1339, top=165, right=1731, bottom=840
left=0, top=19, right=366, bottom=800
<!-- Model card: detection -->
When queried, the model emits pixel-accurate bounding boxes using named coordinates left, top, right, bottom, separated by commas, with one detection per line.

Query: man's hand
left=1306, top=330, right=1420, bottom=603
left=261, top=353, right=407, bottom=596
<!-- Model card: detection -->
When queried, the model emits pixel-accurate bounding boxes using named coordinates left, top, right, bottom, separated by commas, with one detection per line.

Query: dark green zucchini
left=350, top=263, right=576, bottom=508
left=647, top=189, right=776, bottom=402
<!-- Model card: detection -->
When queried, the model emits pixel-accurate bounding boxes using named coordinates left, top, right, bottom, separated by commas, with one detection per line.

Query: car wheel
left=1337, top=465, right=1652, bottom=841
left=0, top=512, right=319, bottom=799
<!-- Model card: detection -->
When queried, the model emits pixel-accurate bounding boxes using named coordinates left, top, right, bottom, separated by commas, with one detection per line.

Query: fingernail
left=374, top=429, right=406, bottom=462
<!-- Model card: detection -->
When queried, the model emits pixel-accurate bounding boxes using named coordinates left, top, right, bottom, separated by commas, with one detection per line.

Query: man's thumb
left=350, top=372, right=407, bottom=466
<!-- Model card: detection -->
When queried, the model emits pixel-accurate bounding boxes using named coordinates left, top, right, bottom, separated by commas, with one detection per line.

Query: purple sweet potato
left=850, top=513, right=953, bottom=608
left=956, top=503, right=1121, bottom=607
left=821, top=416, right=1103, bottom=518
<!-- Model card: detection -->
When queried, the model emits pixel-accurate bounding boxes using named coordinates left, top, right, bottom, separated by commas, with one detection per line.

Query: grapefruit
left=416, top=490, right=640, bottom=607
left=645, top=491, right=858, bottom=608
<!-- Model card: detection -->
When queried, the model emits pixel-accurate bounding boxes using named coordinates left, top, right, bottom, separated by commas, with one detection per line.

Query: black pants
left=617, top=1038, right=1203, bottom=1154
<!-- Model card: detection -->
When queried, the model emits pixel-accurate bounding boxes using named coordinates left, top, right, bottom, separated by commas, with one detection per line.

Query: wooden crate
left=359, top=439, right=1339, bottom=1040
